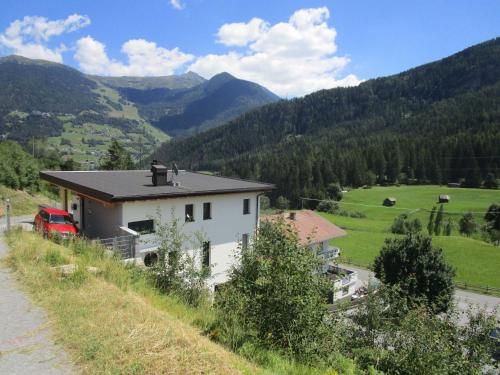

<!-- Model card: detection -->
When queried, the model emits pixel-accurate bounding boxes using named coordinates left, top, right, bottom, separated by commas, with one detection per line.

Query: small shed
left=448, top=182, right=461, bottom=188
left=439, top=194, right=450, bottom=203
left=383, top=197, right=397, bottom=207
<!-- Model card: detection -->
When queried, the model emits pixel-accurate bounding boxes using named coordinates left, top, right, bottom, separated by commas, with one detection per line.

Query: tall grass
left=4, top=230, right=345, bottom=375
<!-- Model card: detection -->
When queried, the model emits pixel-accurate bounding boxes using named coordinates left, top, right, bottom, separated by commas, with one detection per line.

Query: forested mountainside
left=152, top=38, right=500, bottom=206
left=0, top=55, right=278, bottom=165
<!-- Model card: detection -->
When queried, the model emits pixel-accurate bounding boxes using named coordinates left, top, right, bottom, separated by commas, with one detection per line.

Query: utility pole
left=5, top=199, right=11, bottom=232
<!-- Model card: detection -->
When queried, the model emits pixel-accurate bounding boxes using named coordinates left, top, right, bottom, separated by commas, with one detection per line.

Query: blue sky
left=1, top=0, right=499, bottom=96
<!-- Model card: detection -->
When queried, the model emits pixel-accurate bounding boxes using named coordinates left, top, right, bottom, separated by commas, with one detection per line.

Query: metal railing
left=98, top=234, right=136, bottom=259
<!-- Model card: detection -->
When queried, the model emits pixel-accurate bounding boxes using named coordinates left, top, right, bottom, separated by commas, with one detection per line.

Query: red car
left=34, top=206, right=79, bottom=239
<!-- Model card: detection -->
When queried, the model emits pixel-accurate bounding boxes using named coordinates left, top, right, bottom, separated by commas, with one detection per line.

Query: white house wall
left=121, top=192, right=260, bottom=286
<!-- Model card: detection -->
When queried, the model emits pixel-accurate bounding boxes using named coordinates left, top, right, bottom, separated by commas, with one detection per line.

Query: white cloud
left=190, top=7, right=361, bottom=97
left=75, top=36, right=194, bottom=76
left=217, top=18, right=268, bottom=47
left=0, top=14, right=90, bottom=62
left=170, top=0, right=184, bottom=10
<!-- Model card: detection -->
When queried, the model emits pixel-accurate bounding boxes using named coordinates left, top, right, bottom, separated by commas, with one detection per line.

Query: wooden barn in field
left=439, top=194, right=450, bottom=203
left=383, top=197, right=397, bottom=207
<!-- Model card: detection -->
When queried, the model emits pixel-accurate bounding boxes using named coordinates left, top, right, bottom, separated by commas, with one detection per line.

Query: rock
left=86, top=266, right=99, bottom=274
left=53, top=264, right=76, bottom=276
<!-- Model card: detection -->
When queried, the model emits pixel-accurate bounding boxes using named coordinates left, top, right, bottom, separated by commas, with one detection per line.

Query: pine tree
left=100, top=140, right=134, bottom=170
left=427, top=206, right=437, bottom=236
left=434, top=205, right=444, bottom=236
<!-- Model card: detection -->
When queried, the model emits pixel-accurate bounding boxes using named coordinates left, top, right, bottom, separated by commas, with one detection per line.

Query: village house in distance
left=40, top=163, right=274, bottom=288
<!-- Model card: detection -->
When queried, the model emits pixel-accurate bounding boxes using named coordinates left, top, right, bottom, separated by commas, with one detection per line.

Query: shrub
left=214, top=220, right=332, bottom=360
left=326, top=183, right=343, bottom=201
left=459, top=212, right=477, bottom=237
left=373, top=234, right=455, bottom=313
left=317, top=200, right=339, bottom=213
left=390, top=214, right=421, bottom=234
left=275, top=196, right=290, bottom=210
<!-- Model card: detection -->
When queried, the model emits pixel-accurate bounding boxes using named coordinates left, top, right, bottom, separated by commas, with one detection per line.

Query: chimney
left=289, top=212, right=296, bottom=220
left=150, top=162, right=168, bottom=186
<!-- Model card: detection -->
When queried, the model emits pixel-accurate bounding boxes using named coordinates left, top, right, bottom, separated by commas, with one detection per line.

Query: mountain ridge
left=152, top=38, right=500, bottom=204
left=0, top=54, right=279, bottom=165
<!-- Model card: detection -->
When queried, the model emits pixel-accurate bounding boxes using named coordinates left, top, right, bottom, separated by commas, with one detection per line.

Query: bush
left=390, top=214, right=422, bottom=234
left=326, top=183, right=343, bottom=201
left=149, top=212, right=211, bottom=307
left=317, top=200, right=338, bottom=213
left=373, top=234, right=455, bottom=313
left=459, top=212, right=477, bottom=237
left=275, top=196, right=290, bottom=210
left=213, top=219, right=332, bottom=360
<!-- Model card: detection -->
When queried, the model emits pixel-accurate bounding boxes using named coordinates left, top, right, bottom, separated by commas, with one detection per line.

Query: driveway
left=340, top=263, right=500, bottom=324
left=0, top=234, right=75, bottom=374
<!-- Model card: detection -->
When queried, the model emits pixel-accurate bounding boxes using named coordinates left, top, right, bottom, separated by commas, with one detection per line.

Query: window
left=49, top=214, right=74, bottom=225
left=185, top=204, right=194, bottom=222
left=128, top=219, right=154, bottom=234
left=243, top=198, right=250, bottom=215
left=203, top=202, right=212, bottom=220
left=202, top=241, right=210, bottom=267
left=242, top=233, right=249, bottom=250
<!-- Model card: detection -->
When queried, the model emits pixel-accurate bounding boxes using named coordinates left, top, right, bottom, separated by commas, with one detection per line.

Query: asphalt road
left=341, top=263, right=500, bottom=324
left=0, top=233, right=75, bottom=374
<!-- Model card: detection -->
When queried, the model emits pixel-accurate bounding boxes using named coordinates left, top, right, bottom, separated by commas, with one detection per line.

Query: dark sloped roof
left=40, top=170, right=274, bottom=202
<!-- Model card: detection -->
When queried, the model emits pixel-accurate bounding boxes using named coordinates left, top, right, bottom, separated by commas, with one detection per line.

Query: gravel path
left=0, top=236, right=76, bottom=374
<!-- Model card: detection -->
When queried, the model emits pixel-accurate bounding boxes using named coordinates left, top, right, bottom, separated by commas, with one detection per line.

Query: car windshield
left=49, top=214, right=73, bottom=225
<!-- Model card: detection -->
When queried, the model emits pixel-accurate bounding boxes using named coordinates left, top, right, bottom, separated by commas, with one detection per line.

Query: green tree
left=316, top=200, right=339, bottom=214
left=433, top=204, right=444, bottom=236
left=326, top=182, right=343, bottom=201
left=275, top=195, right=290, bottom=210
left=427, top=206, right=437, bottom=236
left=214, top=220, right=331, bottom=358
left=100, top=140, right=134, bottom=170
left=259, top=195, right=270, bottom=211
left=373, top=234, right=455, bottom=313
left=443, top=217, right=453, bottom=236
left=0, top=141, right=39, bottom=190
left=149, top=211, right=211, bottom=307
left=483, top=172, right=498, bottom=189
left=459, top=212, right=477, bottom=237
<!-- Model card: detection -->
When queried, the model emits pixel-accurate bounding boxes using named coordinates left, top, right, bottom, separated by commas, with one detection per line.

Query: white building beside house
left=263, top=210, right=356, bottom=300
left=40, top=165, right=274, bottom=287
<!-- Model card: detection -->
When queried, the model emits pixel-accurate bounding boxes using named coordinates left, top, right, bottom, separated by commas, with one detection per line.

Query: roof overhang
left=40, top=171, right=275, bottom=203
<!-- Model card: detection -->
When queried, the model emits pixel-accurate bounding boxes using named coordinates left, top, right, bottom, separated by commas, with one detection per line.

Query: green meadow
left=320, top=185, right=500, bottom=289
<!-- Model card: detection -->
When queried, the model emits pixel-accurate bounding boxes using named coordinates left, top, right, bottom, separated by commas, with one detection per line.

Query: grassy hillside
left=320, top=185, right=500, bottom=289
left=5, top=231, right=268, bottom=375
left=3, top=230, right=355, bottom=374
left=0, top=185, right=52, bottom=216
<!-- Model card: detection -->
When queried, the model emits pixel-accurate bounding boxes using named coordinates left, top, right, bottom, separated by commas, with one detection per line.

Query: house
left=325, top=265, right=358, bottom=301
left=383, top=197, right=397, bottom=206
left=40, top=165, right=274, bottom=287
left=262, top=210, right=347, bottom=264
left=439, top=194, right=450, bottom=203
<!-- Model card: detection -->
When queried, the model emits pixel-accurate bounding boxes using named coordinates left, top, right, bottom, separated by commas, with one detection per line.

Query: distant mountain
left=152, top=38, right=500, bottom=205
left=0, top=55, right=278, bottom=166
left=145, top=72, right=280, bottom=136
left=90, top=71, right=206, bottom=90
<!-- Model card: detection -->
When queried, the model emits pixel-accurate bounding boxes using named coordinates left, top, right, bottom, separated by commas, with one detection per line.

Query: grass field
left=320, top=185, right=500, bottom=289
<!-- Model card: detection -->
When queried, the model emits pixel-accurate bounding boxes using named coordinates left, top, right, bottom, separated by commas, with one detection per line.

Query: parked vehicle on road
left=34, top=206, right=78, bottom=239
